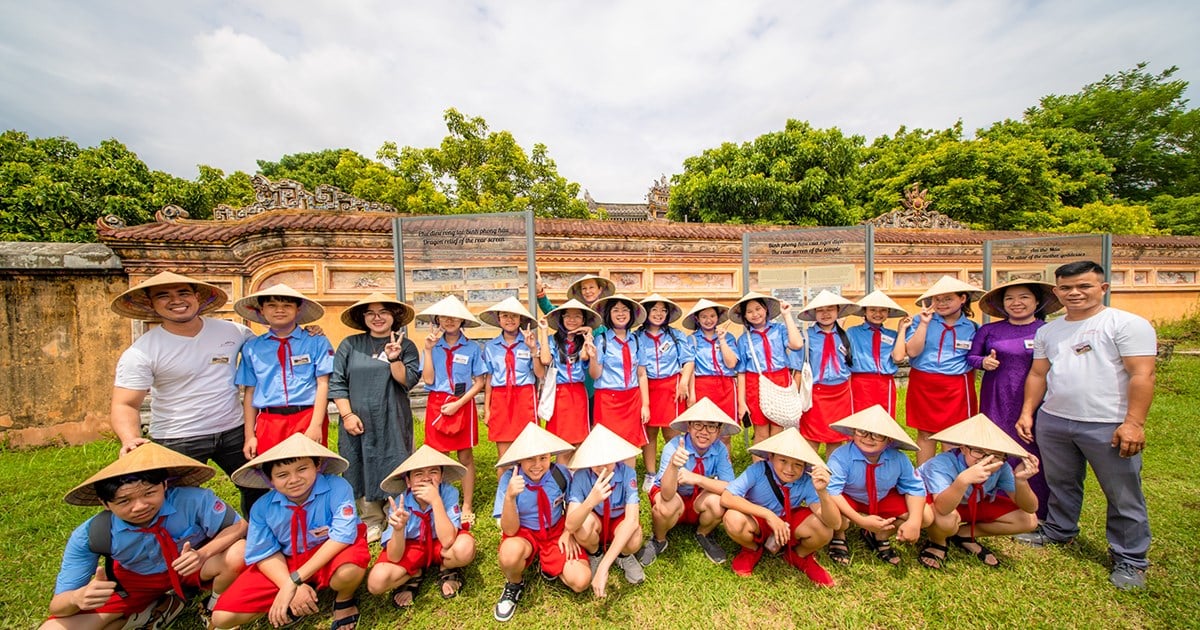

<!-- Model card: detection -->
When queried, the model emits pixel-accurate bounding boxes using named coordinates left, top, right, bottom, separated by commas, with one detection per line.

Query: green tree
left=854, top=124, right=964, bottom=219
left=1148, top=194, right=1200, bottom=235
left=256, top=148, right=365, bottom=192
left=1052, top=201, right=1158, bottom=235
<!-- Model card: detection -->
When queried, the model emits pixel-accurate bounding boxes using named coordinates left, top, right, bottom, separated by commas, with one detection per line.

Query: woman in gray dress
left=330, top=292, right=420, bottom=543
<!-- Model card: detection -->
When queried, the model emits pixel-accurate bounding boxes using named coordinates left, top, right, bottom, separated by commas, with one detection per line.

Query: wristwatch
left=290, top=571, right=304, bottom=586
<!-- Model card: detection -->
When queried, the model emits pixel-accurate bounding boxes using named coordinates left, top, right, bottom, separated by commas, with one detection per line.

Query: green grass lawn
left=4, top=357, right=1199, bottom=629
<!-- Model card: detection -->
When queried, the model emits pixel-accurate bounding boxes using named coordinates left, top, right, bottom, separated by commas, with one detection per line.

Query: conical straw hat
left=415, top=295, right=483, bottom=328
left=545, top=299, right=602, bottom=332
left=234, top=283, right=326, bottom=325
left=566, top=275, right=616, bottom=304
left=915, top=276, right=985, bottom=307
left=639, top=294, right=683, bottom=325
left=495, top=423, right=576, bottom=469
left=231, top=434, right=350, bottom=489
left=978, top=279, right=1062, bottom=319
left=852, top=290, right=908, bottom=319
left=478, top=296, right=535, bottom=328
left=568, top=425, right=641, bottom=470
left=66, top=443, right=215, bottom=506
left=748, top=427, right=827, bottom=469
left=111, top=271, right=228, bottom=321
left=379, top=445, right=467, bottom=494
left=729, top=292, right=782, bottom=326
left=681, top=298, right=730, bottom=331
left=669, top=397, right=742, bottom=436
left=340, top=292, right=415, bottom=331
left=797, top=290, right=857, bottom=321
left=929, top=413, right=1030, bottom=459
left=830, top=404, right=918, bottom=451
left=592, top=294, right=647, bottom=329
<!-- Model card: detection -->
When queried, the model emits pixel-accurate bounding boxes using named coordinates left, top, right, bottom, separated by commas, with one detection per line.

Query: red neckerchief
left=134, top=516, right=184, bottom=597
left=753, top=328, right=773, bottom=372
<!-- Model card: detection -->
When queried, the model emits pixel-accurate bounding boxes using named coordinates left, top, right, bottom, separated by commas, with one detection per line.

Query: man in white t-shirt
left=1015, top=261, right=1156, bottom=590
left=110, top=271, right=262, bottom=512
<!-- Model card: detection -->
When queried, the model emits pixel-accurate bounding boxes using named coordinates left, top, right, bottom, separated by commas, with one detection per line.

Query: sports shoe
left=126, top=592, right=187, bottom=629
left=1109, top=562, right=1147, bottom=590
left=638, top=538, right=668, bottom=566
left=731, top=546, right=764, bottom=577
left=642, top=473, right=655, bottom=494
left=786, top=551, right=835, bottom=587
left=493, top=581, right=525, bottom=622
left=695, top=532, right=727, bottom=564
left=1013, top=526, right=1072, bottom=548
left=617, top=553, right=645, bottom=584
left=588, top=551, right=602, bottom=575
left=366, top=524, right=383, bottom=544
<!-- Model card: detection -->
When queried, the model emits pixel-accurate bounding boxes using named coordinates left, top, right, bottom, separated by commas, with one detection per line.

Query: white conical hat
left=681, top=298, right=730, bottom=331
left=729, top=292, right=782, bottom=326
left=495, top=423, right=575, bottom=469
left=567, top=425, right=641, bottom=470
left=566, top=275, right=616, bottom=304
left=978, top=279, right=1062, bottom=319
left=231, top=434, right=350, bottom=489
left=234, top=283, right=326, bottom=325
left=748, top=427, right=827, bottom=469
left=852, top=290, right=908, bottom=319
left=415, top=295, right=483, bottom=328
left=592, top=294, right=647, bottom=329
left=545, top=299, right=602, bottom=332
left=66, top=443, right=215, bottom=506
left=915, top=276, right=985, bottom=307
left=639, top=294, right=684, bottom=325
left=379, top=445, right=467, bottom=494
left=478, top=296, right=535, bottom=328
left=668, top=397, right=742, bottom=436
left=111, top=271, right=228, bottom=321
left=829, top=405, right=918, bottom=451
left=340, top=292, right=415, bottom=331
left=797, top=290, right=857, bottom=321
left=929, top=413, right=1030, bottom=459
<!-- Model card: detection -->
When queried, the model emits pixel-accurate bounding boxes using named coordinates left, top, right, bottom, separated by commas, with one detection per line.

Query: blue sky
left=2, top=1, right=1197, bottom=202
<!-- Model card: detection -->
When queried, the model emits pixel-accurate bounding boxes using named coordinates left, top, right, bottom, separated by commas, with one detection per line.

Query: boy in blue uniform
left=234, top=284, right=334, bottom=457
left=42, top=443, right=246, bottom=630
left=211, top=435, right=368, bottom=630
left=721, top=428, right=840, bottom=586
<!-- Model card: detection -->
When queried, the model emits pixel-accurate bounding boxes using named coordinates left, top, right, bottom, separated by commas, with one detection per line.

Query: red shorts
left=745, top=369, right=792, bottom=427
left=214, top=524, right=370, bottom=614
left=850, top=373, right=897, bottom=415
left=750, top=507, right=815, bottom=546
left=954, top=494, right=1022, bottom=525
left=593, top=387, right=647, bottom=447
left=905, top=369, right=978, bottom=433
left=256, top=407, right=321, bottom=453
left=547, top=382, right=589, bottom=444
left=693, top=376, right=737, bottom=420
left=649, top=486, right=701, bottom=525
left=501, top=520, right=567, bottom=577
left=57, top=562, right=205, bottom=618
left=842, top=489, right=910, bottom=520
left=487, top=384, right=536, bottom=443
left=424, top=391, right=478, bottom=452
left=799, top=381, right=852, bottom=444
left=375, top=529, right=473, bottom=574
left=594, top=512, right=627, bottom=548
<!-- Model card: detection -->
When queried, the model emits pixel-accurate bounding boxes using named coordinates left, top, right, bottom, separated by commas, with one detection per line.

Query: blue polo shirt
left=652, top=434, right=735, bottom=497
left=236, top=327, right=334, bottom=407
left=244, top=473, right=359, bottom=565
left=636, top=328, right=695, bottom=379
left=737, top=321, right=789, bottom=374
left=424, top=335, right=488, bottom=395
left=918, top=450, right=1015, bottom=504
left=492, top=464, right=572, bottom=530
left=54, top=487, right=239, bottom=594
left=380, top=483, right=461, bottom=547
left=482, top=333, right=538, bottom=387
left=846, top=323, right=900, bottom=375
left=544, top=335, right=589, bottom=384
left=800, top=326, right=852, bottom=385
left=592, top=330, right=640, bottom=391
left=826, top=442, right=925, bottom=503
left=906, top=314, right=977, bottom=375
left=690, top=330, right=738, bottom=377
left=727, top=460, right=819, bottom=517
left=568, top=462, right=638, bottom=518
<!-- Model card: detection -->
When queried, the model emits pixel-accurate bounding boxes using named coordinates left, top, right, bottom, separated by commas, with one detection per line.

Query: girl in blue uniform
left=636, top=294, right=695, bottom=492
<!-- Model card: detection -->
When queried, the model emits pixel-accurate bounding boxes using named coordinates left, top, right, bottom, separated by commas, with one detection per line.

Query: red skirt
left=694, top=375, right=737, bottom=421
left=905, top=369, right=978, bottom=433
left=799, top=381, right=852, bottom=444
left=593, top=387, right=647, bottom=447
left=745, top=369, right=792, bottom=427
left=256, top=407, right=321, bottom=454
left=646, top=375, right=684, bottom=428
left=487, top=384, right=536, bottom=443
left=547, top=382, right=590, bottom=444
left=425, top=390, right=478, bottom=452
left=850, top=373, right=897, bottom=416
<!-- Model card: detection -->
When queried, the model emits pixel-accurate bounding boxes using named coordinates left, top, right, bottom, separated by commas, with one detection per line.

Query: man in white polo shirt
left=1015, top=260, right=1156, bottom=590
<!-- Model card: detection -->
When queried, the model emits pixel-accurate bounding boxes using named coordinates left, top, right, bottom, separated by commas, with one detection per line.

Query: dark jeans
left=156, top=425, right=267, bottom=516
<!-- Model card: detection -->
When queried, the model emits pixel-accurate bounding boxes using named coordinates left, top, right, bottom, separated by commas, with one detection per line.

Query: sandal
left=330, top=598, right=359, bottom=630
left=826, top=537, right=851, bottom=566
left=861, top=529, right=900, bottom=566
left=948, top=534, right=1000, bottom=568
left=918, top=541, right=947, bottom=570
left=391, top=579, right=421, bottom=609
left=438, top=567, right=465, bottom=599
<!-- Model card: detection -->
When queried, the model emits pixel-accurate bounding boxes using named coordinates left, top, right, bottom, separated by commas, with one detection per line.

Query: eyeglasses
left=852, top=429, right=886, bottom=441
left=967, top=447, right=1007, bottom=460
left=363, top=310, right=391, bottom=319
left=691, top=422, right=722, bottom=434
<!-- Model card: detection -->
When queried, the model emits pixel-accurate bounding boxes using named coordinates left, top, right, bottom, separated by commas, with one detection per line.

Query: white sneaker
left=642, top=473, right=654, bottom=494
left=617, top=553, right=645, bottom=584
left=493, top=581, right=525, bottom=622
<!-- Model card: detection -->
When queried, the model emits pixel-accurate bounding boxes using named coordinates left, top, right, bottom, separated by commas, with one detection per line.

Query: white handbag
left=748, top=331, right=807, bottom=428
left=537, top=364, right=558, bottom=423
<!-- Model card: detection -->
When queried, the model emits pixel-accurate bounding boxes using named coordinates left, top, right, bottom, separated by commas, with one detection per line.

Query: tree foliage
left=1051, top=201, right=1158, bottom=235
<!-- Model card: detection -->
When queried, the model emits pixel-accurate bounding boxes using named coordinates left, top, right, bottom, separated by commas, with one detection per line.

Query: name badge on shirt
left=210, top=354, right=230, bottom=364
left=881, top=334, right=896, bottom=345
left=660, top=340, right=673, bottom=352
left=954, top=340, right=972, bottom=350
left=308, top=525, right=329, bottom=539
left=291, top=354, right=312, bottom=366
left=1024, top=339, right=1036, bottom=350
left=516, top=349, right=531, bottom=360
left=453, top=353, right=470, bottom=365
left=1073, top=342, right=1093, bottom=355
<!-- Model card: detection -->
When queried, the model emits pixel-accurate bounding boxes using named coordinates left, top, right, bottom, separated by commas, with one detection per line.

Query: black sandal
left=330, top=597, right=359, bottom=630
left=860, top=529, right=900, bottom=565
left=391, top=579, right=421, bottom=609
left=438, top=566, right=465, bottom=599
left=918, top=541, right=947, bottom=570
left=826, top=537, right=851, bottom=565
left=948, top=534, right=1000, bottom=568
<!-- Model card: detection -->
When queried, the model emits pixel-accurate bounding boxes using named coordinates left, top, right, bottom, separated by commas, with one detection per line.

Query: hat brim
left=565, top=275, right=616, bottom=304
left=379, top=446, right=467, bottom=494
left=111, top=273, right=228, bottom=322
left=978, top=280, right=1062, bottom=319
left=65, top=443, right=215, bottom=506
left=231, top=435, right=349, bottom=489
left=495, top=424, right=576, bottom=469
left=593, top=295, right=647, bottom=330
left=668, top=397, right=742, bottom=436
left=546, top=300, right=602, bottom=332
left=728, top=293, right=782, bottom=326
left=682, top=301, right=729, bottom=331
left=234, top=286, right=326, bottom=326
left=340, top=297, right=416, bottom=331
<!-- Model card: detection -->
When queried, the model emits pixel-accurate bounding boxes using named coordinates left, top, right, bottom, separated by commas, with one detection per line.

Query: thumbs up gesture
left=75, top=564, right=117, bottom=610
left=172, top=540, right=203, bottom=577
left=982, top=348, right=1000, bottom=371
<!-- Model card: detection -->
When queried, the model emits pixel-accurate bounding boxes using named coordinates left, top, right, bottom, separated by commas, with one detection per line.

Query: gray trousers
left=1035, top=410, right=1150, bottom=567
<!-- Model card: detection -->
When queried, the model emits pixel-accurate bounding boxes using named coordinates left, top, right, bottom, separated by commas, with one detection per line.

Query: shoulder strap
left=550, top=465, right=569, bottom=495
left=836, top=325, right=854, bottom=367
left=760, top=460, right=787, bottom=512
left=87, top=511, right=127, bottom=598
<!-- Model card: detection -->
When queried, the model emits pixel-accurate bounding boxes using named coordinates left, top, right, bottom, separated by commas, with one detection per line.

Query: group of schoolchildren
left=44, top=273, right=1045, bottom=629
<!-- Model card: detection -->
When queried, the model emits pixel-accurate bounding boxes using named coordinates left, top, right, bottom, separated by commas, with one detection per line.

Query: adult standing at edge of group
left=1015, top=261, right=1157, bottom=591
left=109, top=271, right=262, bottom=513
